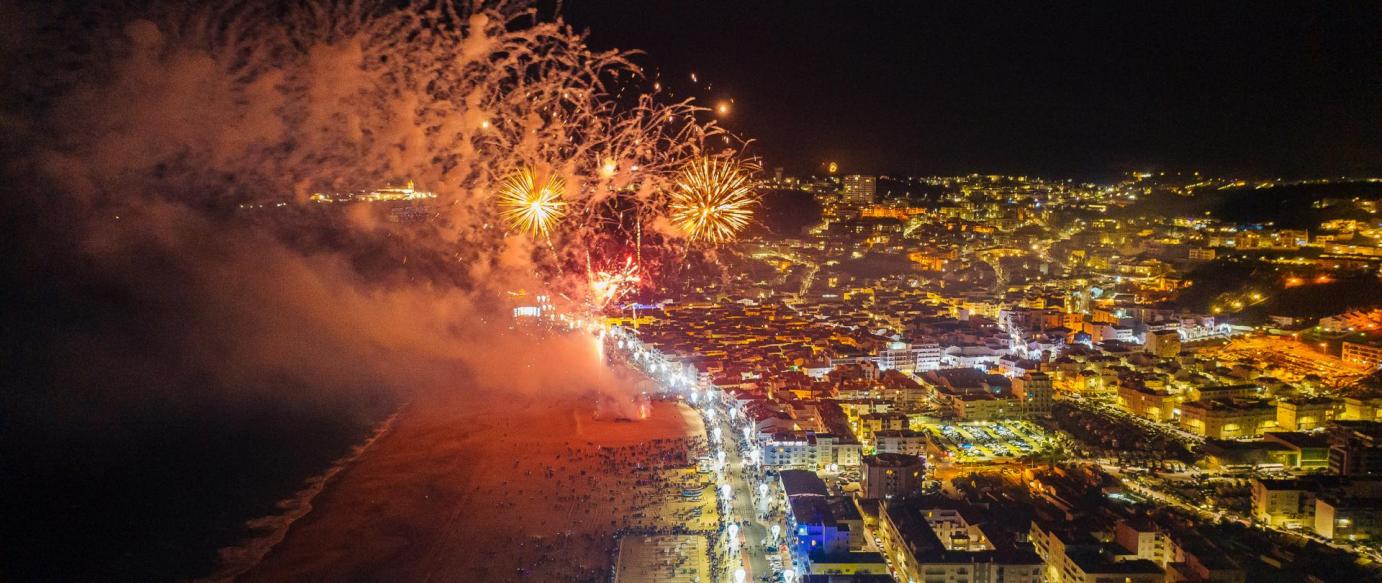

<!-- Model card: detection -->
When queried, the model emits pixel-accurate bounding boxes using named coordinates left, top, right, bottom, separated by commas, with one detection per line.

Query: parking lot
left=920, top=420, right=1054, bottom=464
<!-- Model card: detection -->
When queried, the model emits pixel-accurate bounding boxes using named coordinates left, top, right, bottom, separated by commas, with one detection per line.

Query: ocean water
left=0, top=392, right=393, bottom=582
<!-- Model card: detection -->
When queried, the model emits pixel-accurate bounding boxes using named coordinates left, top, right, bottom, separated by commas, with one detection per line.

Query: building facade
left=861, top=453, right=924, bottom=500
left=1179, top=398, right=1277, bottom=439
left=842, top=175, right=877, bottom=206
left=1344, top=341, right=1382, bottom=369
left=1012, top=372, right=1054, bottom=418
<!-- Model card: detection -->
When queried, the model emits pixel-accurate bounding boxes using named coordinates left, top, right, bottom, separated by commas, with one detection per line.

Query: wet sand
left=239, top=393, right=708, bottom=582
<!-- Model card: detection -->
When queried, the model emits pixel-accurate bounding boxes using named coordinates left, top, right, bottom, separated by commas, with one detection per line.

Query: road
left=606, top=329, right=778, bottom=582
left=705, top=401, right=778, bottom=582
left=1097, top=462, right=1221, bottom=519
left=747, top=248, right=819, bottom=299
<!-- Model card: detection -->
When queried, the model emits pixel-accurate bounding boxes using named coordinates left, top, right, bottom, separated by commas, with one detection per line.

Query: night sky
left=555, top=1, right=1382, bottom=179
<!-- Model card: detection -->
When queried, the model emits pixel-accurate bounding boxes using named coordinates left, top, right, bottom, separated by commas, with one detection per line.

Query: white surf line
left=196, top=407, right=406, bottom=583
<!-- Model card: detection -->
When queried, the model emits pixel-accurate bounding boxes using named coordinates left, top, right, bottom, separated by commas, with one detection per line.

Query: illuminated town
left=520, top=169, right=1382, bottom=583
left=3, top=2, right=1381, bottom=583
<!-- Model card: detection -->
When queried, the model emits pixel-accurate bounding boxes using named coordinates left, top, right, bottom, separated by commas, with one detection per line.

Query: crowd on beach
left=469, top=429, right=720, bottom=582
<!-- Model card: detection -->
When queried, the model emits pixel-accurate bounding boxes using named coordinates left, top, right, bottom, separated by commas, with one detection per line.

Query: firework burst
left=32, top=0, right=756, bottom=303
left=588, top=256, right=641, bottom=310
left=498, top=169, right=567, bottom=237
left=669, top=157, right=757, bottom=244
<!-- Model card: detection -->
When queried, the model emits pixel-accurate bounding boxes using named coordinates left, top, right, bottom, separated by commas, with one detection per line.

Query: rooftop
left=781, top=469, right=829, bottom=498
left=864, top=452, right=924, bottom=468
left=1064, top=546, right=1164, bottom=575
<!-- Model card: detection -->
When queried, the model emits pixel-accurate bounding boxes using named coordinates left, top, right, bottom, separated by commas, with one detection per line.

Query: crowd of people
left=465, top=424, right=720, bottom=582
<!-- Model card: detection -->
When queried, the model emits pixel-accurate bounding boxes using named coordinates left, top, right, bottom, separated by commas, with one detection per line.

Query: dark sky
left=553, top=1, right=1382, bottom=180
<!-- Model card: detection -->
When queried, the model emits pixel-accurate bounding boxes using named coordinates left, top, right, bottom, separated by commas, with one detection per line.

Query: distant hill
left=753, top=188, right=822, bottom=236
left=877, top=177, right=950, bottom=202
left=1115, top=180, right=1382, bottom=228
left=1175, top=259, right=1382, bottom=320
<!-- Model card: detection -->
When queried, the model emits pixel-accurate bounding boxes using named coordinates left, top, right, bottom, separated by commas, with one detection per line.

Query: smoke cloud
left=0, top=1, right=722, bottom=580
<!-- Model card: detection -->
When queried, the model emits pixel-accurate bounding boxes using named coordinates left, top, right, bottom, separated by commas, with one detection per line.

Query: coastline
left=238, top=393, right=710, bottom=582
left=197, top=409, right=405, bottom=582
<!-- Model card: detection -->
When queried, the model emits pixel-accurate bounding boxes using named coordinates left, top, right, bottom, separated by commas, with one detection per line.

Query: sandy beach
left=239, top=391, right=711, bottom=582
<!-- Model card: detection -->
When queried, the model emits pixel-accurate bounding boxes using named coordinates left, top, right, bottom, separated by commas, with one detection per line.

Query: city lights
left=11, top=1, right=1381, bottom=582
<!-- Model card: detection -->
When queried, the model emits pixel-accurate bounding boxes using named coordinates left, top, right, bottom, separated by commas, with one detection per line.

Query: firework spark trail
left=12, top=0, right=760, bottom=309
left=0, top=4, right=767, bottom=579
left=587, top=255, right=641, bottom=311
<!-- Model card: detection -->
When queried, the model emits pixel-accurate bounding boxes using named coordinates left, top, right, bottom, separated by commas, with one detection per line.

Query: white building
left=842, top=175, right=877, bottom=206
left=763, top=431, right=863, bottom=472
left=913, top=343, right=943, bottom=372
left=874, top=429, right=928, bottom=456
left=763, top=434, right=814, bottom=468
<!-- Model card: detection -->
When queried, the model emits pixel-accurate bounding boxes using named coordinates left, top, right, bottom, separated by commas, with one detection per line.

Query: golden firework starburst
left=669, top=158, right=756, bottom=244
left=497, top=168, right=567, bottom=237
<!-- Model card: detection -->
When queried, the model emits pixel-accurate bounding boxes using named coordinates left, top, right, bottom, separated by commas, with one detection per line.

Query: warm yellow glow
left=717, top=102, right=730, bottom=115
left=589, top=257, right=641, bottom=309
left=497, top=168, right=567, bottom=237
left=827, top=161, right=838, bottom=174
left=600, top=159, right=618, bottom=178
left=669, top=158, right=756, bottom=244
